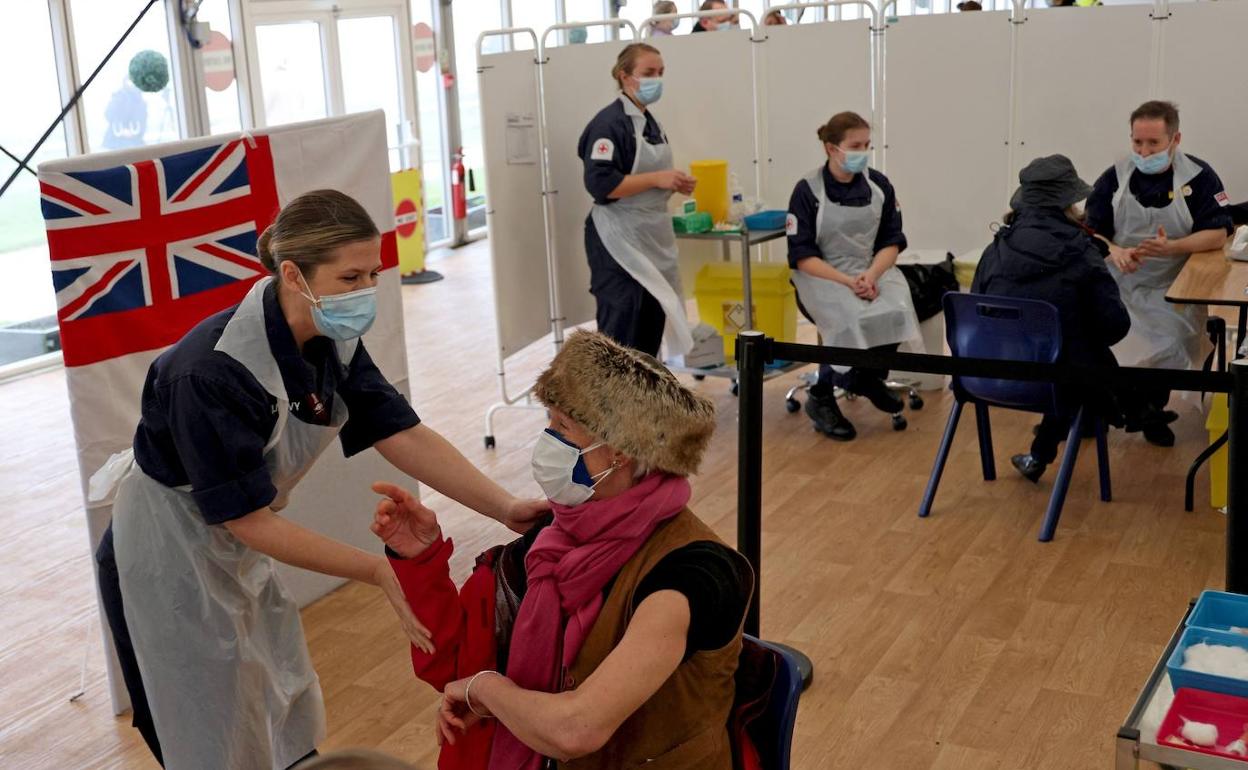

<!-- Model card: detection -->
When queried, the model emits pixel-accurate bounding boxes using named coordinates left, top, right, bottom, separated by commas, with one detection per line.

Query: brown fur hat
left=534, top=331, right=716, bottom=476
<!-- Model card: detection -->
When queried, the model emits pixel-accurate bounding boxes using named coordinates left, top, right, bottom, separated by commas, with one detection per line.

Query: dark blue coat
left=972, top=207, right=1130, bottom=369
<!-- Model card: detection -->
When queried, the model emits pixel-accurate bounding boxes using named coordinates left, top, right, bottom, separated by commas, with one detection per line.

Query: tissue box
left=684, top=323, right=726, bottom=368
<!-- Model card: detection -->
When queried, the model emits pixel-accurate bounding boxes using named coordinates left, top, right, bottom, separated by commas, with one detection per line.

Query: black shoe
left=1011, top=454, right=1046, bottom=483
left=805, top=393, right=856, bottom=441
left=1143, top=423, right=1176, bottom=447
left=1125, top=409, right=1179, bottom=433
left=851, top=379, right=904, bottom=415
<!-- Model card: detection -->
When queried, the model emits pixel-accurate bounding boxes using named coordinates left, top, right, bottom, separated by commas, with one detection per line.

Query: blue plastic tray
left=1189, top=590, right=1248, bottom=634
left=743, top=210, right=787, bottom=231
left=1167, top=626, right=1248, bottom=699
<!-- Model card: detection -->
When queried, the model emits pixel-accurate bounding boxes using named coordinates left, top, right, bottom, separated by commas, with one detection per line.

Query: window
left=0, top=1, right=70, bottom=361
left=195, top=0, right=244, bottom=135
left=338, top=15, right=404, bottom=149
left=563, top=0, right=612, bottom=43
left=255, top=21, right=330, bottom=127
left=452, top=0, right=503, bottom=232
left=411, top=1, right=449, bottom=244
left=511, top=0, right=558, bottom=49
left=71, top=0, right=181, bottom=152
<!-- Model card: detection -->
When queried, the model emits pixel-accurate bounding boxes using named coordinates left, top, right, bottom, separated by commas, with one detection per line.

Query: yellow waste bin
left=690, top=159, right=729, bottom=225
left=1207, top=393, right=1229, bottom=509
left=694, top=262, right=797, bottom=362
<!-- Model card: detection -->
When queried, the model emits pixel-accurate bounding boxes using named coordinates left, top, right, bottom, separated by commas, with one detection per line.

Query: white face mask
left=531, top=429, right=616, bottom=506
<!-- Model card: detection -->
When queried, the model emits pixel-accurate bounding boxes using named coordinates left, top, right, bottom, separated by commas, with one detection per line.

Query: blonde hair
left=293, top=748, right=419, bottom=770
left=256, top=189, right=379, bottom=276
left=611, top=43, right=662, bottom=90
left=652, top=0, right=678, bottom=14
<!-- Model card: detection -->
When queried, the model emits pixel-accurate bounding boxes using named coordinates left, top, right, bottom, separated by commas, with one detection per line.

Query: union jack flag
left=40, top=137, right=279, bottom=366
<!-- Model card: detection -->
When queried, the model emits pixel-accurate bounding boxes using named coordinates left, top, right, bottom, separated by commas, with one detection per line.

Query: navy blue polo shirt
left=1085, top=154, right=1234, bottom=242
left=131, top=281, right=420, bottom=525
left=785, top=166, right=907, bottom=269
left=577, top=97, right=665, bottom=205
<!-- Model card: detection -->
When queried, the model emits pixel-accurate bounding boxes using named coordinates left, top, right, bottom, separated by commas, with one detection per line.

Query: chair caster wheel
left=693, top=374, right=706, bottom=381
left=892, top=414, right=908, bottom=431
left=730, top=381, right=739, bottom=397
left=785, top=397, right=801, bottom=413
left=485, top=436, right=496, bottom=449
left=909, top=394, right=924, bottom=410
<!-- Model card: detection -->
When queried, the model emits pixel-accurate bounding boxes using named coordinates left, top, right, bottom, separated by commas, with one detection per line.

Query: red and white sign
left=201, top=31, right=235, bottom=92
left=395, top=197, right=420, bottom=239
left=413, top=22, right=436, bottom=73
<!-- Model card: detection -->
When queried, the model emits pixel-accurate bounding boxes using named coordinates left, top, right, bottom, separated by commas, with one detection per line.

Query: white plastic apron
left=90, top=277, right=357, bottom=770
left=789, top=166, right=920, bottom=370
left=589, top=96, right=693, bottom=356
left=1109, top=151, right=1206, bottom=371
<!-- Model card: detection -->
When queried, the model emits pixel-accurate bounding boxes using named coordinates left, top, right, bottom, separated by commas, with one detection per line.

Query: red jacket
left=389, top=536, right=499, bottom=770
left=388, top=536, right=778, bottom=770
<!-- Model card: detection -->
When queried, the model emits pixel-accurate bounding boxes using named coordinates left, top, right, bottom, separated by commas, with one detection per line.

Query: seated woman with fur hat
left=371, top=331, right=753, bottom=770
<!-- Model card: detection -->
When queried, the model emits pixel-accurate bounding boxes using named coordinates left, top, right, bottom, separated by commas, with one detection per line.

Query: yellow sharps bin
left=694, top=262, right=797, bottom=362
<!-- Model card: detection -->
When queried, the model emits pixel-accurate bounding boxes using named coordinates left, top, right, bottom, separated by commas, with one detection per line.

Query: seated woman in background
left=786, top=111, right=920, bottom=441
left=972, top=155, right=1130, bottom=482
left=373, top=331, right=753, bottom=770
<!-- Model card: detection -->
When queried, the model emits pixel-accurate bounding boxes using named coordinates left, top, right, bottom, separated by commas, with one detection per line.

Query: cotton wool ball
left=1182, top=642, right=1248, bottom=680
left=1180, top=718, right=1219, bottom=747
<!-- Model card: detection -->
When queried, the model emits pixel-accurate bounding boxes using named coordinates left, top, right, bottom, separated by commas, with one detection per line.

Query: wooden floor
left=0, top=239, right=1225, bottom=769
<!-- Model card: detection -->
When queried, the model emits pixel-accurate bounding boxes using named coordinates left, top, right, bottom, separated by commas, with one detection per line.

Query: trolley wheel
left=485, top=435, right=496, bottom=450
left=908, top=394, right=924, bottom=410
left=730, top=380, right=739, bottom=397
left=693, top=374, right=706, bottom=381
left=785, top=397, right=801, bottom=414
left=892, top=414, right=908, bottom=431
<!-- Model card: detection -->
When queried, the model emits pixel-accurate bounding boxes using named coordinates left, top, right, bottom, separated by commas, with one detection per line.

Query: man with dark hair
left=1084, top=100, right=1234, bottom=447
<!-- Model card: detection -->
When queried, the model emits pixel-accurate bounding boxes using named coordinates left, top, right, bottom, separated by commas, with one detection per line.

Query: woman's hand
left=1108, top=244, right=1141, bottom=274
left=437, top=674, right=494, bottom=745
left=370, top=481, right=441, bottom=558
left=371, top=557, right=435, bottom=654
left=501, top=497, right=551, bottom=534
left=851, top=273, right=879, bottom=300
left=651, top=169, right=697, bottom=195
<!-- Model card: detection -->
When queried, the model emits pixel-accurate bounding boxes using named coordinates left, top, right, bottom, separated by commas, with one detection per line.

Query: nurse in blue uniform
left=786, top=111, right=920, bottom=441
left=578, top=42, right=697, bottom=359
left=91, top=190, right=546, bottom=770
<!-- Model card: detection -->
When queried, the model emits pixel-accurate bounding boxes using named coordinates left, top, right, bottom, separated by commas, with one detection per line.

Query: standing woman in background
left=578, top=43, right=697, bottom=359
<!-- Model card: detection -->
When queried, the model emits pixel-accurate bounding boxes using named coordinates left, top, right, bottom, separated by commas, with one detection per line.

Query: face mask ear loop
left=295, top=270, right=321, bottom=307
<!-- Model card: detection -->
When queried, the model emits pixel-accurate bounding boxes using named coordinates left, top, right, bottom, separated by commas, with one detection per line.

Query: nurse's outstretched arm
left=608, top=169, right=696, bottom=200
left=376, top=424, right=549, bottom=533
left=224, top=508, right=435, bottom=653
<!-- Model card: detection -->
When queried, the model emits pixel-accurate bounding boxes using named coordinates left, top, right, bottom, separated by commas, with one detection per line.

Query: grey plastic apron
left=789, top=166, right=919, bottom=370
left=589, top=96, right=693, bottom=356
left=1109, top=151, right=1206, bottom=371
left=90, top=277, right=356, bottom=770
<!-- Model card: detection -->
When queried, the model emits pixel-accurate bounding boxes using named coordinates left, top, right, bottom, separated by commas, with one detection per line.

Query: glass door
left=251, top=17, right=334, bottom=127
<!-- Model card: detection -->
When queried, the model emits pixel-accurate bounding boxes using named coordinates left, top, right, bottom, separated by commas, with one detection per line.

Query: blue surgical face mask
left=298, top=273, right=378, bottom=341
left=531, top=429, right=615, bottom=506
left=837, top=147, right=870, bottom=174
left=1131, top=143, right=1173, bottom=175
left=635, top=77, right=663, bottom=106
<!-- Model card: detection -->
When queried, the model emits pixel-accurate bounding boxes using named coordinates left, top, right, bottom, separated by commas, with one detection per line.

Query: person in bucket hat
left=973, top=155, right=1131, bottom=482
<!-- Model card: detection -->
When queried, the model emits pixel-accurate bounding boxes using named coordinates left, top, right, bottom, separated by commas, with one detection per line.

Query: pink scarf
left=487, top=473, right=691, bottom=770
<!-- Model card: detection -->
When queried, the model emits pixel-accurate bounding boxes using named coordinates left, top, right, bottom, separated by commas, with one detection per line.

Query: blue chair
left=918, top=293, right=1111, bottom=542
left=737, top=635, right=802, bottom=769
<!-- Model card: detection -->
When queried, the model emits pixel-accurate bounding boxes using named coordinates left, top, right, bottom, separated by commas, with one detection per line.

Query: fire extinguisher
left=451, top=149, right=467, bottom=221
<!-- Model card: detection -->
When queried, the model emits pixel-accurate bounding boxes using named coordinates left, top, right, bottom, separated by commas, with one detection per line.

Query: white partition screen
left=477, top=48, right=551, bottom=358
left=1015, top=5, right=1153, bottom=192
left=1161, top=1, right=1248, bottom=200
left=885, top=11, right=1013, bottom=255
left=540, top=41, right=624, bottom=329
left=759, top=20, right=873, bottom=209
